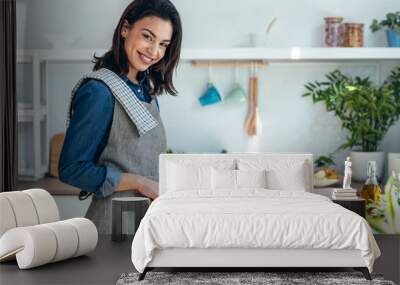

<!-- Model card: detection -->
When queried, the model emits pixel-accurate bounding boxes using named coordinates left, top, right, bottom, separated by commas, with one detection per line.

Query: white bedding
left=131, top=190, right=380, bottom=273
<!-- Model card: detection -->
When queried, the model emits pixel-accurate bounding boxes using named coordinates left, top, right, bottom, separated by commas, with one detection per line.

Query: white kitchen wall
left=17, top=0, right=400, bottom=173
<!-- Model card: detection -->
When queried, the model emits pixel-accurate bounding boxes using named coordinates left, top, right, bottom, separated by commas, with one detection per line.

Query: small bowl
left=314, top=178, right=339, bottom=188
left=249, top=33, right=268, bottom=47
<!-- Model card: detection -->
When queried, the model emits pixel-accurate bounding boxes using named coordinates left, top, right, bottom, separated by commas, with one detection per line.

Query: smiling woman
left=93, top=0, right=182, bottom=95
left=58, top=0, right=182, bottom=234
left=121, top=17, right=173, bottom=81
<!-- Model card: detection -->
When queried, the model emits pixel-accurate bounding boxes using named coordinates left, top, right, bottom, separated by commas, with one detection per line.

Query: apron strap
left=67, top=68, right=158, bottom=136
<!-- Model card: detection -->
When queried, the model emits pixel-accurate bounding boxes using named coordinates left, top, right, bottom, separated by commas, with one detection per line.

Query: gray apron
left=68, top=68, right=167, bottom=234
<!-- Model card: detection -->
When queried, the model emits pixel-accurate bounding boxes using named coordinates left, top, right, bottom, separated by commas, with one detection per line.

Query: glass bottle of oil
left=360, top=161, right=382, bottom=204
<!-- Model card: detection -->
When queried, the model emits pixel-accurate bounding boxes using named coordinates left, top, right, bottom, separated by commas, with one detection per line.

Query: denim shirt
left=58, top=74, right=158, bottom=198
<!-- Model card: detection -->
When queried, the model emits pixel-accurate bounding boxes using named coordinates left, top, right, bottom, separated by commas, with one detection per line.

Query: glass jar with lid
left=324, top=17, right=345, bottom=47
left=344, top=23, right=364, bottom=47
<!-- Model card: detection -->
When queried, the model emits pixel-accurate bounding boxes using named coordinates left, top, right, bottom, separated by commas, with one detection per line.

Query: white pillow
left=211, top=168, right=236, bottom=190
left=238, top=159, right=309, bottom=191
left=166, top=160, right=236, bottom=192
left=167, top=162, right=211, bottom=191
left=236, top=169, right=267, bottom=188
left=211, top=169, right=268, bottom=190
left=265, top=163, right=307, bottom=191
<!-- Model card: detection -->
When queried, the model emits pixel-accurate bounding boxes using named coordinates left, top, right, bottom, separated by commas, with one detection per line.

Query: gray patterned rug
left=116, top=271, right=396, bottom=285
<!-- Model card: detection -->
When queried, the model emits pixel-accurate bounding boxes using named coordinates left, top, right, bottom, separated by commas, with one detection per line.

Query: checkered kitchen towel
left=67, top=68, right=158, bottom=136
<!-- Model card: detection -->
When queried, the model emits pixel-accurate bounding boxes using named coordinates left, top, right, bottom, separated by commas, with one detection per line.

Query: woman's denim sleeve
left=58, top=79, right=121, bottom=198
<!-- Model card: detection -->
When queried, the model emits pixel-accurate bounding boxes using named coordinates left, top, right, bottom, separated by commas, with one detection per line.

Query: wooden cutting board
left=49, top=133, right=65, bottom=177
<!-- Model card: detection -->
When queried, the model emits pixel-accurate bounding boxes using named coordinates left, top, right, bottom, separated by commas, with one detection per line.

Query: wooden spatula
left=245, top=73, right=259, bottom=136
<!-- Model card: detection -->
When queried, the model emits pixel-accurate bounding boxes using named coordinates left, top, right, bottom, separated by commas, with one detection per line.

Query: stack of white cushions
left=165, top=157, right=310, bottom=193
left=0, top=189, right=97, bottom=269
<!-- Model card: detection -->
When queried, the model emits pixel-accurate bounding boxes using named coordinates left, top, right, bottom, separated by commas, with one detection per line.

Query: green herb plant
left=303, top=68, right=400, bottom=152
left=370, top=12, right=400, bottom=34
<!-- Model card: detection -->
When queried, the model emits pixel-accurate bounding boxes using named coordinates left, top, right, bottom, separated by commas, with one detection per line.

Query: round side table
left=111, top=197, right=150, bottom=242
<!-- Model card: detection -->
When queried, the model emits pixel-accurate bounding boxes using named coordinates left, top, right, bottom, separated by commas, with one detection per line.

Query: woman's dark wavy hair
left=93, top=0, right=182, bottom=96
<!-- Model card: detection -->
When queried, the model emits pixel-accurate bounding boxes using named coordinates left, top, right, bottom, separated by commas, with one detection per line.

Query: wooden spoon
left=253, top=75, right=259, bottom=135
left=245, top=75, right=257, bottom=136
left=245, top=76, right=253, bottom=135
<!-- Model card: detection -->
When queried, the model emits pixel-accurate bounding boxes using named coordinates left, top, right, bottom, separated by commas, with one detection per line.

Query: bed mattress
left=131, top=190, right=380, bottom=273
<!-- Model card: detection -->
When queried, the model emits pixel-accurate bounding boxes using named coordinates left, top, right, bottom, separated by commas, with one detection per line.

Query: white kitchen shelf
left=182, top=47, right=400, bottom=61
left=18, top=164, right=48, bottom=180
left=18, top=168, right=35, bottom=177
left=18, top=105, right=47, bottom=122
left=17, top=51, right=49, bottom=180
left=17, top=47, right=400, bottom=63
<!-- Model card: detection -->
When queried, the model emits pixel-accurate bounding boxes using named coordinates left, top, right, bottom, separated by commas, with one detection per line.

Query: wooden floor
left=0, top=235, right=133, bottom=285
left=1, top=235, right=398, bottom=285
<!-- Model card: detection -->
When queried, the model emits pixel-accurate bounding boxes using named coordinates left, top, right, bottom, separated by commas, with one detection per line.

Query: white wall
left=16, top=0, right=400, bottom=173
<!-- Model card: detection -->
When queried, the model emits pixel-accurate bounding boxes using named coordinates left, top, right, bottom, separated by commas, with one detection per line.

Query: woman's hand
left=117, top=173, right=159, bottom=200
left=135, top=175, right=159, bottom=200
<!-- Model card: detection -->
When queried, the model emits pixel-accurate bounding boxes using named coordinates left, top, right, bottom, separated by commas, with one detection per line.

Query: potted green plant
left=370, top=12, right=400, bottom=47
left=303, top=68, right=400, bottom=181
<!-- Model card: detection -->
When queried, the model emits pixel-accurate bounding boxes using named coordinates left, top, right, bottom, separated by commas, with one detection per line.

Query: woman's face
left=121, top=16, right=173, bottom=75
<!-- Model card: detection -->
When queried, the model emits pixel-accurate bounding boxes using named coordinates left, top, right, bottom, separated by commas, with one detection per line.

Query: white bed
left=131, top=153, right=380, bottom=280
